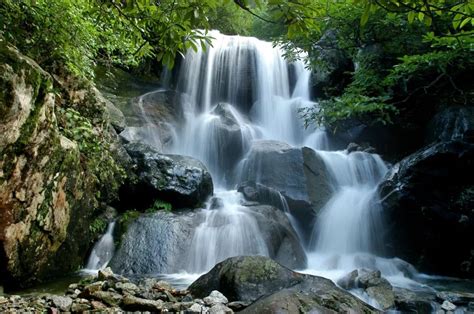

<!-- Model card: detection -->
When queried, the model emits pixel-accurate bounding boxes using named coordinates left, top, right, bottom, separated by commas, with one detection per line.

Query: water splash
left=186, top=190, right=269, bottom=273
left=84, top=222, right=116, bottom=272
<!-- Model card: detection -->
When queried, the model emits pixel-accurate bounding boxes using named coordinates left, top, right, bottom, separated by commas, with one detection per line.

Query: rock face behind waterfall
left=189, top=256, right=378, bottom=312
left=121, top=142, right=213, bottom=209
left=380, top=140, right=474, bottom=277
left=109, top=211, right=200, bottom=274
left=0, top=45, right=124, bottom=288
left=110, top=204, right=307, bottom=274
left=239, top=140, right=332, bottom=235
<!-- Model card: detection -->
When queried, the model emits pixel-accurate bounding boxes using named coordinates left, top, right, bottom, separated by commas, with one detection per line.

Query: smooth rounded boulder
left=189, top=256, right=377, bottom=313
left=121, top=142, right=213, bottom=209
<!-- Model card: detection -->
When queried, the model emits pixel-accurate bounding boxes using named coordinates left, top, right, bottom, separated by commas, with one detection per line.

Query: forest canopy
left=1, top=0, right=472, bottom=127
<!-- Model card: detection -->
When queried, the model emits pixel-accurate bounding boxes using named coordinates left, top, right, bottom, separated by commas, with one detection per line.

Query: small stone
left=357, top=269, right=382, bottom=288
left=337, top=270, right=358, bottom=290
left=188, top=303, right=204, bottom=313
left=182, top=294, right=193, bottom=302
left=91, top=291, right=123, bottom=306
left=204, top=290, right=229, bottom=306
left=227, top=301, right=250, bottom=311
left=209, top=303, right=233, bottom=314
left=115, top=282, right=139, bottom=294
left=0, top=297, right=8, bottom=304
left=441, top=300, right=456, bottom=311
left=49, top=296, right=73, bottom=311
left=122, top=295, right=164, bottom=311
left=91, top=300, right=107, bottom=310
left=71, top=301, right=91, bottom=312
left=68, top=283, right=79, bottom=290
left=165, top=290, right=177, bottom=302
left=83, top=281, right=104, bottom=295
left=98, top=267, right=114, bottom=281
left=154, top=280, right=172, bottom=291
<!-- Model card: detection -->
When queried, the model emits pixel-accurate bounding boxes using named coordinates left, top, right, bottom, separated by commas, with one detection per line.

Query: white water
left=186, top=190, right=269, bottom=273
left=87, top=31, right=430, bottom=297
left=84, top=222, right=116, bottom=272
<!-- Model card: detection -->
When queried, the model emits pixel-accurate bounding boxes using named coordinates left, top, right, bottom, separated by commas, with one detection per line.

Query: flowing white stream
left=84, top=222, right=116, bottom=272
left=88, top=31, right=429, bottom=297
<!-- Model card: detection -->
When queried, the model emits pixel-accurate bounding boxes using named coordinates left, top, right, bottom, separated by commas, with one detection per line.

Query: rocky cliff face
left=0, top=44, right=125, bottom=288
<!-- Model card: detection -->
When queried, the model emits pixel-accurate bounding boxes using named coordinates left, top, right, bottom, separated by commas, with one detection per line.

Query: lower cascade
left=84, top=31, right=468, bottom=310
left=85, top=222, right=116, bottom=272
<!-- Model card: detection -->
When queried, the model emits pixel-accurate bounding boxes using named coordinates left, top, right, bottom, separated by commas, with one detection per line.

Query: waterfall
left=106, top=30, right=422, bottom=290
left=84, top=222, right=116, bottom=271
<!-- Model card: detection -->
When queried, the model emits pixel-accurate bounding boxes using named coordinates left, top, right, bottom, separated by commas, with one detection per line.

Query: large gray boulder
left=122, top=142, right=213, bottom=209
left=379, top=140, right=474, bottom=278
left=239, top=140, right=332, bottom=239
left=109, top=211, right=200, bottom=275
left=244, top=205, right=307, bottom=269
left=110, top=203, right=307, bottom=275
left=189, top=256, right=377, bottom=313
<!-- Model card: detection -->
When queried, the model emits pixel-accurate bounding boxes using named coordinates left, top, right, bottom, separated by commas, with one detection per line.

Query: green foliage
left=260, top=0, right=473, bottom=127
left=89, top=217, right=107, bottom=234
left=146, top=200, right=173, bottom=213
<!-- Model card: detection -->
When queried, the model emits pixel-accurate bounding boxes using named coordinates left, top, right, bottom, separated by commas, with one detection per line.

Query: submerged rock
left=122, top=142, right=213, bottom=209
left=189, top=255, right=377, bottom=313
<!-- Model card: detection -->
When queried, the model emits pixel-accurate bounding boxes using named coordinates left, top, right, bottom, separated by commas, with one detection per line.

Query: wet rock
left=239, top=140, right=332, bottom=241
left=357, top=269, right=382, bottom=288
left=393, top=287, right=437, bottom=312
left=366, top=285, right=395, bottom=310
left=441, top=300, right=456, bottom=311
left=98, top=267, right=114, bottom=281
left=105, top=98, right=126, bottom=132
left=245, top=204, right=307, bottom=269
left=380, top=140, right=474, bottom=277
left=122, top=142, right=213, bottom=209
left=189, top=255, right=375, bottom=314
left=426, top=106, right=474, bottom=144
left=209, top=303, right=234, bottom=314
left=240, top=274, right=378, bottom=313
left=189, top=256, right=307, bottom=303
left=337, top=269, right=358, bottom=289
left=122, top=295, right=164, bottom=311
left=110, top=211, right=200, bottom=274
left=437, top=291, right=474, bottom=305
left=204, top=290, right=229, bottom=306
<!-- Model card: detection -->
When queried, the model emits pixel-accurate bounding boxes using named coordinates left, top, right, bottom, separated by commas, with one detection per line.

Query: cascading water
left=103, top=31, right=429, bottom=297
left=84, top=222, right=116, bottom=272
